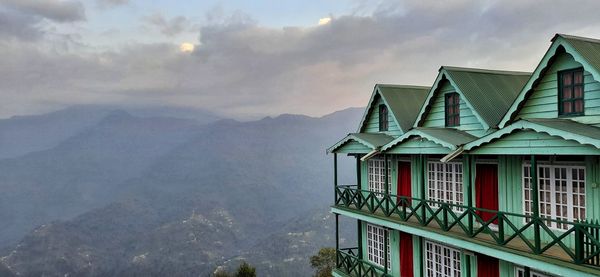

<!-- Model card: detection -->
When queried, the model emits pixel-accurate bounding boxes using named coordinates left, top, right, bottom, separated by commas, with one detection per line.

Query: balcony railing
left=334, top=185, right=600, bottom=268
left=336, top=247, right=391, bottom=277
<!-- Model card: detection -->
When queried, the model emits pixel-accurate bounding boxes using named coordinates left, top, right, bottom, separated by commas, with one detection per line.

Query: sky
left=2, top=0, right=600, bottom=119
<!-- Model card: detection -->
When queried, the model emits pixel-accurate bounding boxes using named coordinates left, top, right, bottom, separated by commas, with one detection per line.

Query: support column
left=357, top=219, right=363, bottom=276
left=334, top=153, right=338, bottom=204
left=421, top=155, right=427, bottom=225
left=466, top=154, right=473, bottom=236
left=384, top=154, right=389, bottom=213
left=357, top=155, right=362, bottom=207
left=530, top=155, right=541, bottom=253
left=384, top=228, right=389, bottom=274
left=335, top=213, right=339, bottom=266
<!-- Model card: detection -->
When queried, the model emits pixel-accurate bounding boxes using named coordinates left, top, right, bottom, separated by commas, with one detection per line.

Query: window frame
left=427, top=160, right=464, bottom=212
left=522, top=162, right=586, bottom=230
left=444, top=92, right=460, bottom=127
left=379, top=104, right=389, bottom=131
left=515, top=267, right=554, bottom=277
left=366, top=224, right=391, bottom=270
left=557, top=67, right=585, bottom=117
left=368, top=157, right=391, bottom=197
left=423, top=240, right=461, bottom=277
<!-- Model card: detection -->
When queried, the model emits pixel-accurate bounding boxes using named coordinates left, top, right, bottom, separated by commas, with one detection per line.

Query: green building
left=328, top=34, right=600, bottom=277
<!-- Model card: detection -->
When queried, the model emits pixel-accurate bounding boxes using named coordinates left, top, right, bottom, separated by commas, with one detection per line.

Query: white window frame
left=515, top=267, right=553, bottom=277
left=368, top=157, right=391, bottom=196
left=522, top=162, right=586, bottom=230
left=366, top=224, right=391, bottom=269
left=424, top=240, right=461, bottom=277
left=427, top=161, right=464, bottom=212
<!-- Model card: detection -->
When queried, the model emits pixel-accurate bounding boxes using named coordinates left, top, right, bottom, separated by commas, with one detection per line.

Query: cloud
left=2, top=0, right=600, bottom=119
left=1, top=0, right=85, bottom=22
left=96, top=0, right=129, bottom=8
left=143, top=13, right=191, bottom=36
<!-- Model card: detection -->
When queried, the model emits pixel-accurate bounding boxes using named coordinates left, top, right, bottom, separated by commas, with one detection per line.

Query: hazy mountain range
left=0, top=105, right=360, bottom=276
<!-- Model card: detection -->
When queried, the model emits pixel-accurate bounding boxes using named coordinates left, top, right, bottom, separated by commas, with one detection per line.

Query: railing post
left=443, top=204, right=449, bottom=231
left=575, top=223, right=584, bottom=264
left=334, top=153, right=338, bottom=205
left=497, top=213, right=505, bottom=245
left=335, top=213, right=339, bottom=267
left=530, top=155, right=541, bottom=253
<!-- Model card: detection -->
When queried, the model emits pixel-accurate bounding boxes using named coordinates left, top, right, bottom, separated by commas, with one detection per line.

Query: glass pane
left=574, top=70, right=584, bottom=84
left=575, top=99, right=584, bottom=113
left=563, top=102, right=572, bottom=113
left=563, top=87, right=572, bottom=99
left=563, top=72, right=573, bottom=85
left=574, top=85, right=583, bottom=98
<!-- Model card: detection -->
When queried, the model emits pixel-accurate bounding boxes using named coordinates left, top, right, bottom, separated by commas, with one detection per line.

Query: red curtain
left=399, top=232, right=413, bottom=277
left=397, top=161, right=412, bottom=206
left=477, top=254, right=499, bottom=277
left=475, top=163, right=498, bottom=224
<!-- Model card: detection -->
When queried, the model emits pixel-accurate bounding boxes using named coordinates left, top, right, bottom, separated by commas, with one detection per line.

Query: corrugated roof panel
left=377, top=85, right=430, bottom=132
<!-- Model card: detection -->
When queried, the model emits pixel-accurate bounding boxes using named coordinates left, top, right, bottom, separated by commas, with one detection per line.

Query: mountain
left=0, top=107, right=363, bottom=276
left=0, top=110, right=203, bottom=247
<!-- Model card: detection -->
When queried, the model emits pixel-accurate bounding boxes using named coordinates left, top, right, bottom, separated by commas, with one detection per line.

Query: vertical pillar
left=466, top=154, right=473, bottom=236
left=357, top=219, right=363, bottom=276
left=384, top=228, right=389, bottom=274
left=421, top=154, right=427, bottom=225
left=335, top=213, right=339, bottom=266
left=357, top=155, right=362, bottom=207
left=385, top=154, right=390, bottom=213
left=530, top=155, right=541, bottom=253
left=334, top=153, right=338, bottom=204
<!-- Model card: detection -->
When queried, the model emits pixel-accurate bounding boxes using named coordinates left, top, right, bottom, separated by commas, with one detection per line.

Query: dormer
left=414, top=67, right=531, bottom=137
left=500, top=34, right=600, bottom=127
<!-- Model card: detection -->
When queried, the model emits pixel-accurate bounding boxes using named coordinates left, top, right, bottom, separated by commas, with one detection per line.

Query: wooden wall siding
left=421, top=80, right=485, bottom=136
left=334, top=141, right=372, bottom=154
left=386, top=138, right=452, bottom=154
left=585, top=156, right=600, bottom=221
left=471, top=130, right=600, bottom=155
left=517, top=52, right=600, bottom=126
left=499, top=260, right=517, bottom=277
left=362, top=96, right=403, bottom=136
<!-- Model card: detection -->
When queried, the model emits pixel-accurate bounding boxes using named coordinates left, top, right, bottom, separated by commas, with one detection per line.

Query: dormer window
left=445, top=93, right=460, bottom=127
left=558, top=68, right=584, bottom=116
left=378, top=105, right=388, bottom=131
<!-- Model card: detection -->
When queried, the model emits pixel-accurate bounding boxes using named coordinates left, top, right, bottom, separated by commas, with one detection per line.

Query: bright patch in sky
left=318, top=17, right=331, bottom=25
left=179, top=42, right=195, bottom=53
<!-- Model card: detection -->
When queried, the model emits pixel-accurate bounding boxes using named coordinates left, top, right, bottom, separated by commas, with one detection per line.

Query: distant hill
left=0, top=106, right=363, bottom=276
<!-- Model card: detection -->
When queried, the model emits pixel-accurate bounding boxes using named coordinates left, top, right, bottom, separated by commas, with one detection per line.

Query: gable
left=361, top=94, right=403, bottom=136
left=500, top=35, right=600, bottom=128
left=516, top=51, right=600, bottom=126
left=420, top=79, right=486, bottom=136
left=385, top=136, right=452, bottom=154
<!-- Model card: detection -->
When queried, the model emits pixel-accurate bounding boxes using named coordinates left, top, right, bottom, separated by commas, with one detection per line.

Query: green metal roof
left=414, top=67, right=531, bottom=129
left=383, top=127, right=477, bottom=151
left=357, top=84, right=430, bottom=133
left=500, top=34, right=600, bottom=127
left=327, top=132, right=395, bottom=153
left=464, top=118, right=600, bottom=150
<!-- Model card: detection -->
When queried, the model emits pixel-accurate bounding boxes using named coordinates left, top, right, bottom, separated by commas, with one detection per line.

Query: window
left=424, top=240, right=461, bottom=277
left=445, top=93, right=460, bottom=127
left=368, top=157, right=391, bottom=195
left=558, top=68, right=584, bottom=116
left=523, top=163, right=586, bottom=230
left=515, top=267, right=554, bottom=277
left=367, top=224, right=390, bottom=269
left=379, top=105, right=388, bottom=131
left=427, top=161, right=464, bottom=211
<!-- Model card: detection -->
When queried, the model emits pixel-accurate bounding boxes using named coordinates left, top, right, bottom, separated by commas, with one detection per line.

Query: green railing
left=336, top=247, right=392, bottom=277
left=335, top=185, right=600, bottom=267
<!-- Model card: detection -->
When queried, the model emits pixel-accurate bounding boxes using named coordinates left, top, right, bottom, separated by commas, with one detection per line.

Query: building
left=327, top=34, right=600, bottom=277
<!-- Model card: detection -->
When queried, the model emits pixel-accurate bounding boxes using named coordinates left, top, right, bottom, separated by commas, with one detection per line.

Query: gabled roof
left=327, top=133, right=395, bottom=153
left=499, top=34, right=600, bottom=127
left=357, top=84, right=430, bottom=133
left=414, top=67, right=531, bottom=129
left=382, top=127, right=477, bottom=151
left=464, top=118, right=600, bottom=151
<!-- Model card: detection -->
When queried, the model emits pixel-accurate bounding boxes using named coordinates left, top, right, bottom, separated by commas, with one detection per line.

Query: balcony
left=334, top=185, right=600, bottom=269
left=335, top=247, right=391, bottom=277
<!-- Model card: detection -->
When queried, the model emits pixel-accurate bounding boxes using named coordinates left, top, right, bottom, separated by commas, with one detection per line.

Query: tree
left=213, top=262, right=256, bottom=277
left=310, top=247, right=336, bottom=277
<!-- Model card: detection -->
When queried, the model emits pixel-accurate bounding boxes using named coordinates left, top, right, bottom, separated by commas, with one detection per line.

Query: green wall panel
left=363, top=96, right=403, bottom=136
left=470, top=130, right=600, bottom=155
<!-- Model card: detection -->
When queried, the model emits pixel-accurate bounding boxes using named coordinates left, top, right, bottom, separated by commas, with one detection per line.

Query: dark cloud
left=1, top=0, right=600, bottom=119
left=1, top=0, right=85, bottom=22
left=143, top=13, right=191, bottom=36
